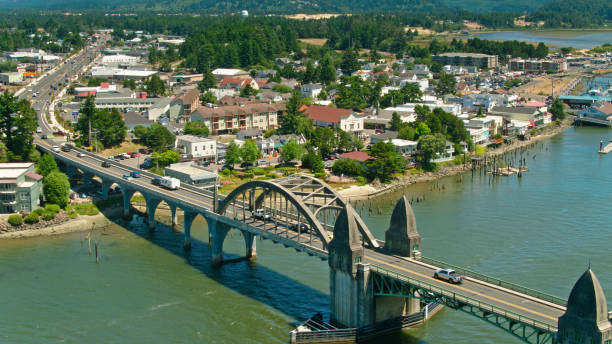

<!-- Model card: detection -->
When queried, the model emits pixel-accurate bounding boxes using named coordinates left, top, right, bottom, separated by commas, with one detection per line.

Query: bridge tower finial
left=329, top=204, right=364, bottom=276
left=384, top=195, right=421, bottom=258
left=557, top=268, right=612, bottom=344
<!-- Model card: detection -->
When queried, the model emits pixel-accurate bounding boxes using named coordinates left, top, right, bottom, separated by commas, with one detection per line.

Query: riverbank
left=339, top=119, right=573, bottom=201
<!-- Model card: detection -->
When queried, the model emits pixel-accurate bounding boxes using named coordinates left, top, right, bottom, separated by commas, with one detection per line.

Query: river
left=474, top=31, right=612, bottom=49
left=2, top=125, right=612, bottom=344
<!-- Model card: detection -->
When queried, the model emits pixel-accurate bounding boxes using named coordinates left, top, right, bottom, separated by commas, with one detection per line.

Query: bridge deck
left=364, top=250, right=564, bottom=329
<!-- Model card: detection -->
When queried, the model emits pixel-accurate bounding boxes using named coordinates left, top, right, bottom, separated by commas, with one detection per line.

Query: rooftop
left=436, top=52, right=496, bottom=58
left=338, top=151, right=372, bottom=162
left=594, top=102, right=612, bottom=115
left=176, top=135, right=215, bottom=143
left=301, top=105, right=354, bottom=124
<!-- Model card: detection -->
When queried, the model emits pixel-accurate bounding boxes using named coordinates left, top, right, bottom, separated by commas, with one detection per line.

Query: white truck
left=160, top=177, right=180, bottom=190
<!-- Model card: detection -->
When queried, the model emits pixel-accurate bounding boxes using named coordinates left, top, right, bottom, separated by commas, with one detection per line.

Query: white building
left=175, top=135, right=217, bottom=159
left=300, top=83, right=323, bottom=99
left=390, top=139, right=418, bottom=156
left=101, top=54, right=139, bottom=66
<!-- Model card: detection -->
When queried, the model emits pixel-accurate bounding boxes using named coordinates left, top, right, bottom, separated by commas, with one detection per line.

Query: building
left=190, top=102, right=284, bottom=134
left=237, top=128, right=264, bottom=140
left=432, top=53, right=499, bottom=69
left=123, top=111, right=154, bottom=130
left=0, top=163, right=42, bottom=213
left=100, top=54, right=139, bottom=66
left=337, top=151, right=372, bottom=163
left=370, top=131, right=398, bottom=144
left=211, top=68, right=249, bottom=80
left=175, top=135, right=217, bottom=159
left=0, top=72, right=23, bottom=85
left=300, top=83, right=323, bottom=99
left=390, top=139, right=418, bottom=156
left=577, top=102, right=612, bottom=126
left=490, top=106, right=551, bottom=127
left=164, top=162, right=218, bottom=187
left=509, top=59, right=567, bottom=73
left=170, top=74, right=203, bottom=85
left=302, top=105, right=364, bottom=132
left=219, top=77, right=259, bottom=92
left=169, top=89, right=200, bottom=123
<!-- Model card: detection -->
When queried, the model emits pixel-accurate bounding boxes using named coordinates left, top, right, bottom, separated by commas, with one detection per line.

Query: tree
left=476, top=107, right=484, bottom=117
left=239, top=84, right=258, bottom=97
left=366, top=141, right=406, bottom=182
left=332, top=158, right=365, bottom=177
left=550, top=98, right=566, bottom=121
left=435, top=73, right=456, bottom=96
left=139, top=124, right=175, bottom=151
left=133, top=125, right=147, bottom=139
left=124, top=79, right=137, bottom=90
left=0, top=92, right=37, bottom=161
left=390, top=112, right=403, bottom=131
left=225, top=140, right=240, bottom=165
left=340, top=48, right=359, bottom=75
left=415, top=122, right=431, bottom=139
left=78, top=96, right=96, bottom=147
left=239, top=139, right=261, bottom=166
left=146, top=75, right=165, bottom=97
left=96, top=109, right=127, bottom=147
left=151, top=150, right=180, bottom=167
left=398, top=126, right=415, bottom=140
left=281, top=138, right=303, bottom=163
left=301, top=152, right=324, bottom=173
left=184, top=121, right=210, bottom=137
left=279, top=90, right=312, bottom=137
left=200, top=91, right=216, bottom=104
left=418, top=134, right=446, bottom=170
left=197, top=67, right=216, bottom=92
left=535, top=42, right=549, bottom=59
left=320, top=54, right=336, bottom=84
left=37, top=154, right=58, bottom=177
left=43, top=171, right=70, bottom=209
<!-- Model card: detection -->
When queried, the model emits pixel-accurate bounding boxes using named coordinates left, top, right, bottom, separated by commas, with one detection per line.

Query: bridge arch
left=217, top=179, right=332, bottom=248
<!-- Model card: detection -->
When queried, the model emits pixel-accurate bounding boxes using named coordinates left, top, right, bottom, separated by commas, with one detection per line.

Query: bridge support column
left=183, top=211, right=197, bottom=251
left=207, top=217, right=230, bottom=266
left=243, top=231, right=257, bottom=260
left=101, top=179, right=112, bottom=201
left=65, top=165, right=77, bottom=181
left=83, top=172, right=94, bottom=188
left=122, top=189, right=135, bottom=218
left=145, top=197, right=161, bottom=230
left=329, top=205, right=374, bottom=328
left=169, top=204, right=178, bottom=228
left=384, top=196, right=421, bottom=258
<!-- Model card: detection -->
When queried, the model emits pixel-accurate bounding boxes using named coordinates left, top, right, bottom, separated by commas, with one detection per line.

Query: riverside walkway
left=36, top=137, right=612, bottom=344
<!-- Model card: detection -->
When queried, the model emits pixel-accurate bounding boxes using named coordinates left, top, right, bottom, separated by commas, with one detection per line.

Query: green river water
left=2, top=125, right=612, bottom=344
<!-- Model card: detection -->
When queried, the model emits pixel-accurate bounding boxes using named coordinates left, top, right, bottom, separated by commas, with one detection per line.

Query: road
left=20, top=35, right=108, bottom=135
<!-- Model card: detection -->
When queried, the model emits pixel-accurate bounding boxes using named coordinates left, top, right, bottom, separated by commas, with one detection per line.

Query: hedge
left=8, top=214, right=23, bottom=226
left=24, top=213, right=39, bottom=224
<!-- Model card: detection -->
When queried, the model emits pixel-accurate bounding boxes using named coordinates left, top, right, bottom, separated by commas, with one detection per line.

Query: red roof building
left=338, top=151, right=372, bottom=162
left=301, top=105, right=364, bottom=132
left=219, top=77, right=258, bottom=91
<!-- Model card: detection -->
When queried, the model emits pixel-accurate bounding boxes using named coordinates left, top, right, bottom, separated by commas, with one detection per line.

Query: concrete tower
left=557, top=269, right=612, bottom=344
left=384, top=195, right=421, bottom=258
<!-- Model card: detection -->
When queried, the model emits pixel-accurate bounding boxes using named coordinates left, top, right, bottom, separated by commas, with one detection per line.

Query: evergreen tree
left=197, top=67, right=216, bottom=92
left=146, top=75, right=165, bottom=97
left=340, top=48, right=360, bottom=76
left=225, top=140, right=240, bottom=166
left=320, top=54, right=336, bottom=85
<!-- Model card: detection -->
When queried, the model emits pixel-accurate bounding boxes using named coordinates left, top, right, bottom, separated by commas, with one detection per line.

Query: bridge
left=36, top=138, right=612, bottom=344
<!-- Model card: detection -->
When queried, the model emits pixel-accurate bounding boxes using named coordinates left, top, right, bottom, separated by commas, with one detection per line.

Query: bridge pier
left=384, top=196, right=421, bottom=258
left=83, top=172, right=94, bottom=188
left=101, top=179, right=112, bottom=201
left=243, top=231, right=257, bottom=260
left=207, top=217, right=230, bottom=266
left=183, top=211, right=197, bottom=251
left=169, top=204, right=178, bottom=228
left=145, top=197, right=161, bottom=230
left=122, top=189, right=135, bottom=218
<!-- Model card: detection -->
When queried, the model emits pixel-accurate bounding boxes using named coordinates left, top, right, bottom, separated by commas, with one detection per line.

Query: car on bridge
left=252, top=209, right=271, bottom=221
left=289, top=223, right=310, bottom=232
left=130, top=171, right=141, bottom=178
left=151, top=178, right=162, bottom=186
left=433, top=269, right=464, bottom=284
left=101, top=161, right=111, bottom=168
left=52, top=145, right=60, bottom=152
left=77, top=152, right=85, bottom=158
left=123, top=173, right=133, bottom=181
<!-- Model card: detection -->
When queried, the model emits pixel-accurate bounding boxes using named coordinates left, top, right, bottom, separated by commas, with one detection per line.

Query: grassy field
left=100, top=141, right=146, bottom=158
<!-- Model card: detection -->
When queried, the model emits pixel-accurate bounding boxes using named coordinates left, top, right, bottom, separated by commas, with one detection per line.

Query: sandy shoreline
left=0, top=212, right=114, bottom=239
left=339, top=119, right=573, bottom=201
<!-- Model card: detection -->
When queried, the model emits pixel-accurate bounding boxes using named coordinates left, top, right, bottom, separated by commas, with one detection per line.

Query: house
left=300, top=83, right=323, bottom=99
left=211, top=68, right=249, bottom=80
left=164, top=162, right=218, bottom=186
left=301, top=105, right=364, bottom=132
left=337, top=151, right=372, bottom=163
left=170, top=74, right=203, bottom=85
left=378, top=107, right=417, bottom=125
left=219, top=77, right=259, bottom=91
left=0, top=163, right=43, bottom=213
left=175, top=135, right=217, bottom=159
left=370, top=131, right=398, bottom=144
left=0, top=72, right=23, bottom=85
left=237, top=128, right=264, bottom=140
left=169, top=89, right=200, bottom=123
left=191, top=102, right=284, bottom=134
left=390, top=139, right=418, bottom=156
left=490, top=106, right=550, bottom=128
left=145, top=97, right=172, bottom=121
left=123, top=111, right=154, bottom=130
left=431, top=141, right=456, bottom=162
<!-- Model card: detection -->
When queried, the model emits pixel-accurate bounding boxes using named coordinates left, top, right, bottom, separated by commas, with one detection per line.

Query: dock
left=598, top=140, right=612, bottom=154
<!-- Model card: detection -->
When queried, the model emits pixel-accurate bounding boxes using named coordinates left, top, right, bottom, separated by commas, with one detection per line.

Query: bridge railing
left=369, top=264, right=558, bottom=333
left=419, top=256, right=567, bottom=307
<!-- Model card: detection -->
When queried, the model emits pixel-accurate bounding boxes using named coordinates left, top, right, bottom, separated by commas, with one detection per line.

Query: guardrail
left=369, top=264, right=558, bottom=333
left=418, top=256, right=567, bottom=307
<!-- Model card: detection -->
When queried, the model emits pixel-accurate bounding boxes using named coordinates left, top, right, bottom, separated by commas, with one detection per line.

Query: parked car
left=52, top=145, right=60, bottom=152
left=217, top=159, right=226, bottom=165
left=138, top=148, right=151, bottom=154
left=41, top=134, right=47, bottom=139
left=433, top=269, right=464, bottom=284
left=130, top=171, right=141, bottom=178
left=252, top=209, right=271, bottom=221
left=120, top=153, right=131, bottom=159
left=36, top=127, right=42, bottom=133
left=122, top=173, right=133, bottom=181
left=101, top=161, right=111, bottom=168
left=129, top=152, right=140, bottom=158
left=116, top=155, right=125, bottom=160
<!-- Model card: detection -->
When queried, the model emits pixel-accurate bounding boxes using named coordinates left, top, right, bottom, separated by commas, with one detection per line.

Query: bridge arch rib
left=217, top=179, right=332, bottom=248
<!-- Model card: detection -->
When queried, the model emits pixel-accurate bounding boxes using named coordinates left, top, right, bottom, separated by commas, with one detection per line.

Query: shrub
left=265, top=172, right=277, bottom=179
left=251, top=167, right=265, bottom=175
left=32, top=208, right=44, bottom=216
left=332, top=159, right=366, bottom=177
left=263, top=166, right=275, bottom=171
left=8, top=214, right=23, bottom=226
left=221, top=168, right=230, bottom=176
left=356, top=176, right=367, bottom=185
left=44, top=204, right=61, bottom=214
left=24, top=213, right=39, bottom=224
left=68, top=211, right=78, bottom=219
left=42, top=211, right=55, bottom=221
left=314, top=172, right=327, bottom=179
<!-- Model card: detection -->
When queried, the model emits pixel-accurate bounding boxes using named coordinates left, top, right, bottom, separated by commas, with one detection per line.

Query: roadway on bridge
left=364, top=249, right=565, bottom=328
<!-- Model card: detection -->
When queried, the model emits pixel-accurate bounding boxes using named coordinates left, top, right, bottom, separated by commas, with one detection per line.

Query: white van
left=160, top=177, right=180, bottom=190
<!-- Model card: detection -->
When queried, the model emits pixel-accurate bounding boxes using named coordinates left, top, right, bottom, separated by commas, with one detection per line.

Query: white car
left=433, top=268, right=464, bottom=284
left=36, top=127, right=42, bottom=133
left=52, top=145, right=60, bottom=152
left=77, top=152, right=86, bottom=157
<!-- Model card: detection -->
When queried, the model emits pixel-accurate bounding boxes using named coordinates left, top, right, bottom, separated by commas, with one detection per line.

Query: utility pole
left=88, top=114, right=92, bottom=148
